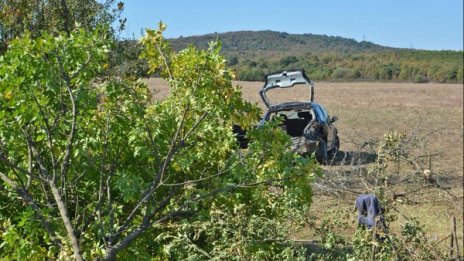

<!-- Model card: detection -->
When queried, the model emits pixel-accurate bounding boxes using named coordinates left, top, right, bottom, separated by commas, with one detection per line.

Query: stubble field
left=145, top=78, right=463, bottom=251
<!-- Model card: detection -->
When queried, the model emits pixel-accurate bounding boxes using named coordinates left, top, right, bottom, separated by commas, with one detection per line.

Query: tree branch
left=103, top=210, right=192, bottom=261
left=49, top=180, right=83, bottom=261
left=57, top=55, right=77, bottom=184
left=31, top=90, right=58, bottom=182
left=0, top=170, right=62, bottom=247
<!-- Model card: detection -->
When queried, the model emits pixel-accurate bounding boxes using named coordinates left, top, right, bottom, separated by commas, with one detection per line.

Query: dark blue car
left=235, top=69, right=340, bottom=164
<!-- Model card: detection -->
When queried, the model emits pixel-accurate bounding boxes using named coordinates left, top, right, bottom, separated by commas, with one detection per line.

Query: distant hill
left=167, top=31, right=462, bottom=83
left=169, top=30, right=393, bottom=55
left=113, top=31, right=463, bottom=83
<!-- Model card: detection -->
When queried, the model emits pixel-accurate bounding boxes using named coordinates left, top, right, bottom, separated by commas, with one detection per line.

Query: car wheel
left=330, top=135, right=340, bottom=156
left=315, top=139, right=328, bottom=164
left=327, top=135, right=340, bottom=164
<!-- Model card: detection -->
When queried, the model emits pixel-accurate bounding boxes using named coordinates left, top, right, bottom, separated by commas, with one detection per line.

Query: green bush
left=414, top=74, right=429, bottom=83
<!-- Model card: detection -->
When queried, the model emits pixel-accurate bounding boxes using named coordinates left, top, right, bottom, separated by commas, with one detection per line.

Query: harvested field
left=145, top=78, right=463, bottom=251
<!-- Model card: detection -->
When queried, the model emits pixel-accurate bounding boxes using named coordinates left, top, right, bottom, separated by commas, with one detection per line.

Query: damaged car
left=235, top=69, right=339, bottom=164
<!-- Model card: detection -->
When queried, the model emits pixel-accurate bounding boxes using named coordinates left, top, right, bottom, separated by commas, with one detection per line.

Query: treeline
left=231, top=50, right=463, bottom=83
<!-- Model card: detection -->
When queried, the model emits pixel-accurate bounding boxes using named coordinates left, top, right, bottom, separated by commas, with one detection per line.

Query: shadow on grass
left=328, top=150, right=377, bottom=166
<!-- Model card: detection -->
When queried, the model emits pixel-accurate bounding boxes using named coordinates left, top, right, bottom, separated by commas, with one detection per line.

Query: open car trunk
left=259, top=70, right=314, bottom=108
left=257, top=70, right=320, bottom=155
left=234, top=69, right=339, bottom=164
left=268, top=108, right=316, bottom=154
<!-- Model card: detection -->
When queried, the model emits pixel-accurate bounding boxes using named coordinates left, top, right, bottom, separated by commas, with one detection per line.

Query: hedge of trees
left=231, top=51, right=463, bottom=83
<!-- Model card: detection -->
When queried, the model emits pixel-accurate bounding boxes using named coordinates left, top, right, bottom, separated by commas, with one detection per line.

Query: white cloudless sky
left=119, top=0, right=463, bottom=50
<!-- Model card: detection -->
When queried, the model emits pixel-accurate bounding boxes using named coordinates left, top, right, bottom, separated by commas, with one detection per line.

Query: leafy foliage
left=0, top=23, right=320, bottom=260
left=0, top=0, right=124, bottom=53
left=307, top=199, right=445, bottom=260
left=0, top=26, right=111, bottom=260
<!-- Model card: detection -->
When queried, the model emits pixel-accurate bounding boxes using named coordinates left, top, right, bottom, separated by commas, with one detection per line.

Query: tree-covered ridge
left=169, top=30, right=392, bottom=54
left=165, top=31, right=463, bottom=83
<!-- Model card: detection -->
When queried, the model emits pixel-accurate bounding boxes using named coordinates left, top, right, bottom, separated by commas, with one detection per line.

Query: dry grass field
left=145, top=78, right=463, bottom=253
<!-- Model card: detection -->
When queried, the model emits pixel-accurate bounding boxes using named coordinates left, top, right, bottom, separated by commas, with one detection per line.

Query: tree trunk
left=50, top=182, right=83, bottom=261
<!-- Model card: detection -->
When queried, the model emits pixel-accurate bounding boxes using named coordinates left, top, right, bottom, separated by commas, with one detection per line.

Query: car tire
left=330, top=135, right=340, bottom=156
left=327, top=135, right=340, bottom=164
left=315, top=139, right=328, bottom=164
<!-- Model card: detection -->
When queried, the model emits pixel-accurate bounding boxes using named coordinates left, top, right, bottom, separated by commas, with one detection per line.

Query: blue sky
left=120, top=0, right=463, bottom=50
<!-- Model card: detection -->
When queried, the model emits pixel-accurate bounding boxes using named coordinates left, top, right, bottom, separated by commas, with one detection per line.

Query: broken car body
left=235, top=69, right=339, bottom=164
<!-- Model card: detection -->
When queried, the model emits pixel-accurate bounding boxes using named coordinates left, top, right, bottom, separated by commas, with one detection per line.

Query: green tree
left=227, top=56, right=239, bottom=66
left=457, top=65, right=463, bottom=82
left=1, top=23, right=319, bottom=260
left=280, top=55, right=299, bottom=67
left=0, top=27, right=110, bottom=260
left=0, top=0, right=124, bottom=53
